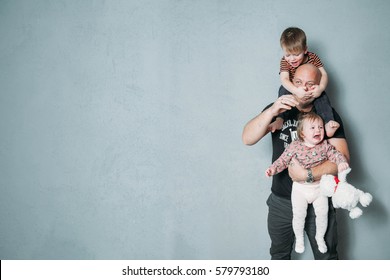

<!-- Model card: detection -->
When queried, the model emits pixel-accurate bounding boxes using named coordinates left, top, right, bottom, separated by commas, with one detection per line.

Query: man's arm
left=242, top=107, right=273, bottom=146
left=288, top=138, right=350, bottom=181
left=242, top=95, right=298, bottom=145
left=327, top=137, right=350, bottom=163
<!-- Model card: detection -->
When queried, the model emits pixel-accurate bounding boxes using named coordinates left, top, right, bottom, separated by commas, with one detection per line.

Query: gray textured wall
left=0, top=0, right=389, bottom=259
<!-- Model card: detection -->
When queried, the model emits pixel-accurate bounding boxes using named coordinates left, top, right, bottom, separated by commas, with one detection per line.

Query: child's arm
left=265, top=142, right=295, bottom=177
left=280, top=71, right=312, bottom=99
left=265, top=166, right=277, bottom=177
left=288, top=139, right=345, bottom=182
left=325, top=140, right=350, bottom=172
left=310, top=66, right=328, bottom=98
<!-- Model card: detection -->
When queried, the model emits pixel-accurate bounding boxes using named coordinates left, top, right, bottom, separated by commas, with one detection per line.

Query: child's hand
left=265, top=167, right=275, bottom=177
left=293, top=87, right=310, bottom=99
left=309, top=85, right=322, bottom=99
left=338, top=162, right=349, bottom=172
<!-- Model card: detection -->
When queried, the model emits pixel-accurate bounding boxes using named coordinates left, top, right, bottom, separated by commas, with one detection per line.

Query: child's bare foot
left=325, top=121, right=340, bottom=137
left=268, top=117, right=284, bottom=132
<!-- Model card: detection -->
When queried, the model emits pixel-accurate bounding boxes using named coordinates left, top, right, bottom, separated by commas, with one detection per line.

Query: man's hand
left=242, top=94, right=299, bottom=146
left=288, top=158, right=306, bottom=182
left=270, top=95, right=299, bottom=116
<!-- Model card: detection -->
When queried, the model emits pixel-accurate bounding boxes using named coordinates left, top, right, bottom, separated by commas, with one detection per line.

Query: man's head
left=293, top=64, right=322, bottom=108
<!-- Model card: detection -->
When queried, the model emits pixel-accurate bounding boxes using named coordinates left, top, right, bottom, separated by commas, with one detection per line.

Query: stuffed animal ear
left=359, top=191, right=373, bottom=207
left=338, top=167, right=352, bottom=182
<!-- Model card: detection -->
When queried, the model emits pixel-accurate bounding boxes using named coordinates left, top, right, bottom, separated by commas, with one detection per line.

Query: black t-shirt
left=264, top=104, right=347, bottom=199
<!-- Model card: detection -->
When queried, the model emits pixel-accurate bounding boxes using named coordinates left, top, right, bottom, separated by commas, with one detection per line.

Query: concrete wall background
left=0, top=0, right=389, bottom=259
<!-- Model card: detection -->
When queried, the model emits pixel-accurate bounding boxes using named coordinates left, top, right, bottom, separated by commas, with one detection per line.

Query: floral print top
left=270, top=139, right=347, bottom=174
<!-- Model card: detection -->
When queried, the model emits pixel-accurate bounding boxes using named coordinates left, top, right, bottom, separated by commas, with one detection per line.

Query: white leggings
left=292, top=182, right=329, bottom=253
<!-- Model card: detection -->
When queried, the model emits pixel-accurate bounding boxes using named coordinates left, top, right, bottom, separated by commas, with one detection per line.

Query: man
left=242, top=63, right=350, bottom=259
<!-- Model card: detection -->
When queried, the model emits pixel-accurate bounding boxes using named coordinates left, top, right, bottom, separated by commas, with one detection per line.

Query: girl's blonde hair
left=296, top=112, right=324, bottom=141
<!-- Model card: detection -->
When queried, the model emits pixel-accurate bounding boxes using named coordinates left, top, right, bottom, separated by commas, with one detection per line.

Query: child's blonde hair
left=280, top=27, right=307, bottom=53
left=296, top=112, right=324, bottom=141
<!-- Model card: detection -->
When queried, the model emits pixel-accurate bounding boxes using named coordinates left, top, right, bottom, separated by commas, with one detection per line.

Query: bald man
left=242, top=64, right=350, bottom=260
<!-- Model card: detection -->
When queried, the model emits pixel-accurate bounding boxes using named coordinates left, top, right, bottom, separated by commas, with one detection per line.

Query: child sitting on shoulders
left=269, top=27, right=340, bottom=138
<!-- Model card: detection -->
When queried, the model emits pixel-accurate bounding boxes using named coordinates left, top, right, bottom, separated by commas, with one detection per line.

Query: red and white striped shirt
left=280, top=51, right=323, bottom=81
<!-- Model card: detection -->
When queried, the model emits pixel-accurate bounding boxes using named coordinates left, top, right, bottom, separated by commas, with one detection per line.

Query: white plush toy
left=320, top=168, right=373, bottom=219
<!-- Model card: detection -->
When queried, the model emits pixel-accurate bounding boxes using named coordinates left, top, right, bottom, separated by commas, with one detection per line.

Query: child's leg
left=278, top=85, right=291, bottom=97
left=313, top=92, right=340, bottom=137
left=268, top=117, right=284, bottom=132
left=269, top=86, right=291, bottom=132
left=291, top=183, right=308, bottom=253
left=313, top=196, right=329, bottom=253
